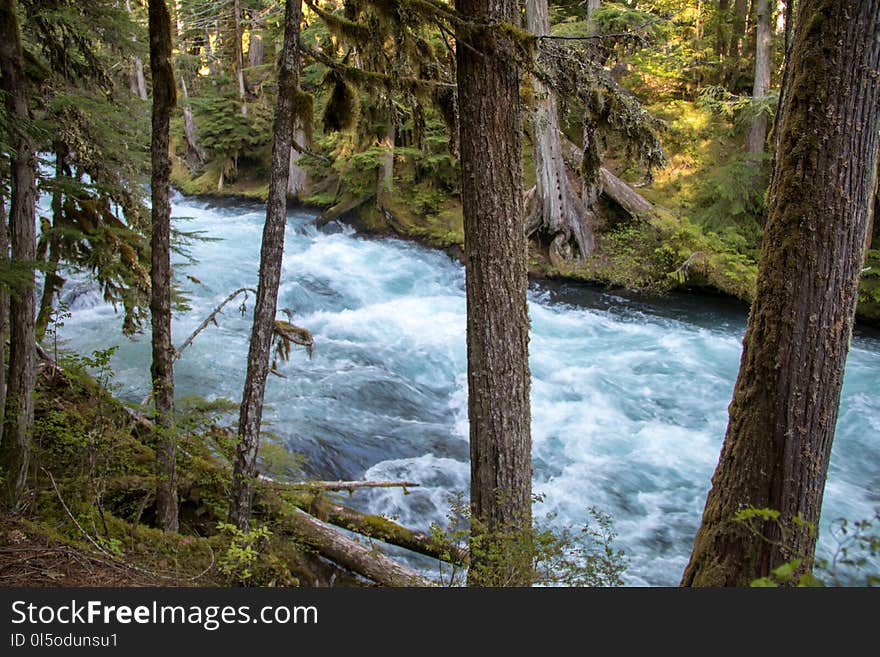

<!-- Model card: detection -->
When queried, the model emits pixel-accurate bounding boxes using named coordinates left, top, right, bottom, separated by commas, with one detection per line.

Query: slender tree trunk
left=287, top=127, right=308, bottom=198
left=0, top=0, right=37, bottom=508
left=35, top=143, right=70, bottom=342
left=682, top=0, right=880, bottom=587
left=525, top=0, right=594, bottom=264
left=724, top=0, right=749, bottom=89
left=377, top=121, right=395, bottom=199
left=746, top=0, right=773, bottom=155
left=715, top=0, right=730, bottom=58
left=229, top=0, right=302, bottom=531
left=231, top=0, right=247, bottom=116
left=125, top=0, right=148, bottom=101
left=248, top=24, right=264, bottom=68
left=179, top=76, right=206, bottom=167
left=0, top=198, right=9, bottom=433
left=456, top=0, right=532, bottom=586
left=148, top=0, right=179, bottom=533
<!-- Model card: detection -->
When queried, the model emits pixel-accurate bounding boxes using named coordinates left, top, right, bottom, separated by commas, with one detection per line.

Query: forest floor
left=0, top=515, right=163, bottom=587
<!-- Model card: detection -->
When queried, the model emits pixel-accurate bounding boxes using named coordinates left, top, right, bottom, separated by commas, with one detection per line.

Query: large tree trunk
left=746, top=0, right=773, bottom=155
left=525, top=0, right=594, bottom=264
left=681, top=0, right=880, bottom=587
left=229, top=0, right=302, bottom=531
left=148, top=0, right=179, bottom=533
left=0, top=0, right=37, bottom=508
left=456, top=0, right=533, bottom=586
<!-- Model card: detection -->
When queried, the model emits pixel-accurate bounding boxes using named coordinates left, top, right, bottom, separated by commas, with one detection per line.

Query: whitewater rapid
left=56, top=193, right=880, bottom=585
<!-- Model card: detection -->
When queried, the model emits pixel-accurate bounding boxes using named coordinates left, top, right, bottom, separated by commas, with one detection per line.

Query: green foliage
left=735, top=506, right=880, bottom=587
left=858, top=249, right=880, bottom=324
left=429, top=494, right=627, bottom=587
left=216, top=521, right=272, bottom=584
left=191, top=91, right=273, bottom=172
left=215, top=521, right=297, bottom=587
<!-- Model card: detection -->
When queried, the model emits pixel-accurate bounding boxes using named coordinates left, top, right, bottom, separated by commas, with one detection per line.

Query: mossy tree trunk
left=230, top=0, right=302, bottom=532
left=682, top=0, right=880, bottom=587
left=0, top=0, right=38, bottom=508
left=148, top=0, right=179, bottom=533
left=746, top=0, right=772, bottom=155
left=456, top=0, right=533, bottom=586
left=525, top=0, right=595, bottom=264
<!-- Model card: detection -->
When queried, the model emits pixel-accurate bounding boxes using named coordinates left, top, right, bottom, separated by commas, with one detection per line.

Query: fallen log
left=600, top=167, right=654, bottom=218
left=299, top=494, right=469, bottom=565
left=290, top=480, right=420, bottom=493
left=559, top=134, right=654, bottom=219
left=282, top=507, right=434, bottom=587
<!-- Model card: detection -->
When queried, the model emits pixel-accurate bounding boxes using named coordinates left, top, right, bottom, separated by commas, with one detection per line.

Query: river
left=55, top=193, right=880, bottom=586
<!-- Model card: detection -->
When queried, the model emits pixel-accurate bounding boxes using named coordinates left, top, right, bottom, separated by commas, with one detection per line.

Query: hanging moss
left=292, top=89, right=315, bottom=144
left=322, top=76, right=356, bottom=132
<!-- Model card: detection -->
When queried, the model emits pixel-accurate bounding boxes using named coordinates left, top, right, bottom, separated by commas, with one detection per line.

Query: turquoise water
left=57, top=193, right=880, bottom=585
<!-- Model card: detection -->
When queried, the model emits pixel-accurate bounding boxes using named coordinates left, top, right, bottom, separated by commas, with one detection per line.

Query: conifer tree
left=682, top=0, right=880, bottom=587
left=0, top=0, right=37, bottom=507
left=148, top=0, right=179, bottom=532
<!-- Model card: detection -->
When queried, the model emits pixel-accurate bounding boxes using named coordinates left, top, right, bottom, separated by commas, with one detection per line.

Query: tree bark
left=0, top=0, right=37, bottom=508
left=148, top=0, right=179, bottom=533
left=525, top=0, right=595, bottom=263
left=377, top=121, right=395, bottom=200
left=229, top=0, right=302, bottom=532
left=248, top=29, right=264, bottom=69
left=746, top=0, right=773, bottom=155
left=456, top=0, right=533, bottom=586
left=682, top=0, right=880, bottom=587
left=287, top=127, right=308, bottom=198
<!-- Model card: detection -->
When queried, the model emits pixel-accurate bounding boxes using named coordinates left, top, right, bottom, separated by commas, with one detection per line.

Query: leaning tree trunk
left=0, top=0, right=37, bottom=508
left=746, top=0, right=772, bottom=155
left=681, top=0, right=880, bottom=587
left=229, top=0, right=302, bottom=532
left=525, top=0, right=594, bottom=265
left=148, top=0, right=179, bottom=533
left=457, top=0, right=533, bottom=586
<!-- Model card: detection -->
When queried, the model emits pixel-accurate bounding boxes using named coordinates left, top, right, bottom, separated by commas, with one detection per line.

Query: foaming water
left=56, top=193, right=880, bottom=586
